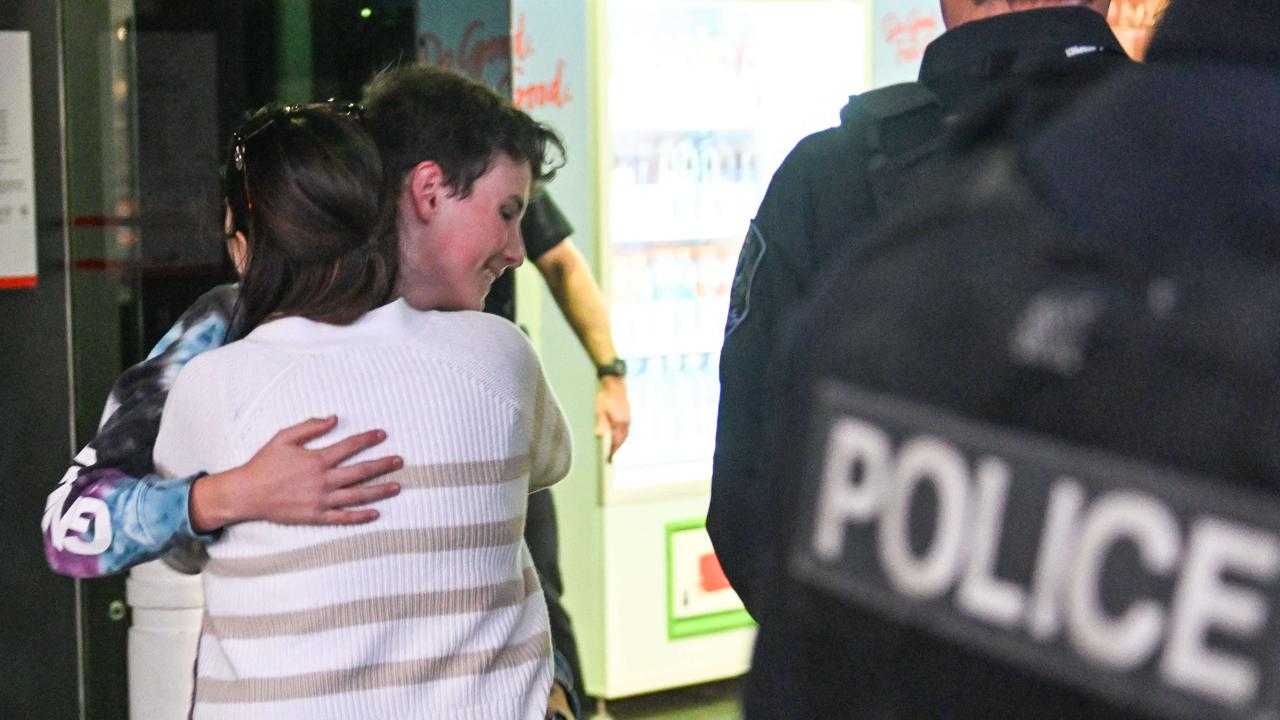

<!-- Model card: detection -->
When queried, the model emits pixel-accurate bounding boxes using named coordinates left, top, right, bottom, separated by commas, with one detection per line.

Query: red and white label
left=670, top=525, right=745, bottom=619
left=0, top=32, right=37, bottom=289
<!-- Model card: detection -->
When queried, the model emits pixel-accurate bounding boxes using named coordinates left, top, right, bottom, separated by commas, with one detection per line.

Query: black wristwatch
left=596, top=358, right=627, bottom=379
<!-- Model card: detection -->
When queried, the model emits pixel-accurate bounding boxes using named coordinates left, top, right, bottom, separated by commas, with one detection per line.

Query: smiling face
left=397, top=153, right=531, bottom=311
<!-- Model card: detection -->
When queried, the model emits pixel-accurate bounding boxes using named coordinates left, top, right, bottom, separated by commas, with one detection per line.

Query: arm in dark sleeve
left=522, top=190, right=574, bottom=262
left=709, top=148, right=816, bottom=618
left=41, top=285, right=237, bottom=577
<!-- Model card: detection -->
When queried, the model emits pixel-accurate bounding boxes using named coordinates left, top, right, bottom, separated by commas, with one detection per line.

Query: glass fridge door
left=605, top=0, right=867, bottom=496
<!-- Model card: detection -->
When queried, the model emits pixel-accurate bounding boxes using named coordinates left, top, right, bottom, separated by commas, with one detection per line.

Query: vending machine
left=506, top=0, right=871, bottom=702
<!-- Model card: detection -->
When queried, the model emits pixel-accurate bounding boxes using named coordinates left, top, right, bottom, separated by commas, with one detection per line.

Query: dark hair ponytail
left=224, top=104, right=397, bottom=333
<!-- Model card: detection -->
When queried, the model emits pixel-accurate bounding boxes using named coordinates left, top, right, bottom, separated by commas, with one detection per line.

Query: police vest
left=792, top=382, right=1280, bottom=720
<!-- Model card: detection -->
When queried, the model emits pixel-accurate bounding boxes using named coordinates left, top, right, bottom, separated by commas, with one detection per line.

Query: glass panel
left=606, top=0, right=867, bottom=493
left=0, top=2, right=80, bottom=717
left=65, top=0, right=138, bottom=436
left=61, top=2, right=139, bottom=714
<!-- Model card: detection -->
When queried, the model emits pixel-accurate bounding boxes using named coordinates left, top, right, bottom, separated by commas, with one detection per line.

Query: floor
left=592, top=678, right=743, bottom=720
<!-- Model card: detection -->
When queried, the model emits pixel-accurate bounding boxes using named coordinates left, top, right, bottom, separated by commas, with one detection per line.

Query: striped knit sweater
left=153, top=300, right=571, bottom=720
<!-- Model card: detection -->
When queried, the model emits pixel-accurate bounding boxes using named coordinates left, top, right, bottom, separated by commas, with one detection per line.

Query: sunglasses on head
left=230, top=100, right=363, bottom=211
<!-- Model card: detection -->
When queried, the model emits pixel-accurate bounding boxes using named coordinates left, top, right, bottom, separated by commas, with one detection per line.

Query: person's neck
left=942, top=1, right=1108, bottom=31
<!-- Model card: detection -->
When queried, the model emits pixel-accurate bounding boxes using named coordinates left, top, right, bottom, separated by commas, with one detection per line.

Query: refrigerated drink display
left=606, top=0, right=867, bottom=493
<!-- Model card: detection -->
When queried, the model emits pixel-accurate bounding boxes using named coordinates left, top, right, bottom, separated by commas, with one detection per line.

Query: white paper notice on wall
left=0, top=31, right=37, bottom=290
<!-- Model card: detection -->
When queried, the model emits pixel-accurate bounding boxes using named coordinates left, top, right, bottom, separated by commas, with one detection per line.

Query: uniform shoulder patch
left=725, top=222, right=767, bottom=337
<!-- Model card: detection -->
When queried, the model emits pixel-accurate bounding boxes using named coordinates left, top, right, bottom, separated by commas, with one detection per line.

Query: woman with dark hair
left=153, top=103, right=571, bottom=719
left=220, top=103, right=398, bottom=333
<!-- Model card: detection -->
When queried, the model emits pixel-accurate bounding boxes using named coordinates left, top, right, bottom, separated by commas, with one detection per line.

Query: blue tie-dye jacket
left=41, top=284, right=238, bottom=577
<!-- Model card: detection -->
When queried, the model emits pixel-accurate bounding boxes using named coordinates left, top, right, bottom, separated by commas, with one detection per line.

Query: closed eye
left=501, top=195, right=526, bottom=223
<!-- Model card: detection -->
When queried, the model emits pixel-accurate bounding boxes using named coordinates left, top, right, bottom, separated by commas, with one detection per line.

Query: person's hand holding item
left=189, top=415, right=402, bottom=532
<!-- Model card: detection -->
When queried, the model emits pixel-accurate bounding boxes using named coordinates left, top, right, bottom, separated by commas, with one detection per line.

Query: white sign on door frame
left=0, top=31, right=37, bottom=289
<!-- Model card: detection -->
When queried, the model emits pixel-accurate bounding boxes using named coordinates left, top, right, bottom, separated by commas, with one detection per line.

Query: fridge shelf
left=612, top=236, right=740, bottom=250
left=611, top=234, right=742, bottom=249
left=620, top=348, right=722, bottom=361
left=610, top=458, right=713, bottom=496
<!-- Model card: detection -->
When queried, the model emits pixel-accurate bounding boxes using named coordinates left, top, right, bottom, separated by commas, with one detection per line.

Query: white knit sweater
left=153, top=301, right=571, bottom=720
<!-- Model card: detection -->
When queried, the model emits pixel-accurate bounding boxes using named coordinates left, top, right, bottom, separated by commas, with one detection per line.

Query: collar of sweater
left=243, top=299, right=428, bottom=347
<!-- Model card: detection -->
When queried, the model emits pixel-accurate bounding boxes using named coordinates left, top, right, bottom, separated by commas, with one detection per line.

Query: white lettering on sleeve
left=42, top=446, right=114, bottom=556
left=58, top=498, right=113, bottom=555
left=73, top=446, right=98, bottom=469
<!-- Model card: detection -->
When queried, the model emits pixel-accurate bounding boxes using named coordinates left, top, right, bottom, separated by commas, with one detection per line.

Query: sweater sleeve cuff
left=171, top=473, right=219, bottom=543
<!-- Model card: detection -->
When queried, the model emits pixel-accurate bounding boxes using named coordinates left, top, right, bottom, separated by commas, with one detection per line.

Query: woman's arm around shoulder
left=41, top=284, right=237, bottom=577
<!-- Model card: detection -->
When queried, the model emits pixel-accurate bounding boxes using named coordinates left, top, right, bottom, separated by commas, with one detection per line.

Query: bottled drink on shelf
left=617, top=357, right=650, bottom=468
left=672, top=137, right=700, bottom=227
left=695, top=135, right=721, bottom=232
left=693, top=245, right=731, bottom=346
left=648, top=247, right=681, bottom=354
left=671, top=247, right=698, bottom=350
left=609, top=251, right=650, bottom=359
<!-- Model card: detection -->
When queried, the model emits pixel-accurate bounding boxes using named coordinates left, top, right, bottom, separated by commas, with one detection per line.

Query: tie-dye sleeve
left=42, top=284, right=239, bottom=578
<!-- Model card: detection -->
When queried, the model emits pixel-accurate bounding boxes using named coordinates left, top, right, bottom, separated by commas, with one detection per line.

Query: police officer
left=710, top=0, right=1128, bottom=620
left=746, top=0, right=1280, bottom=717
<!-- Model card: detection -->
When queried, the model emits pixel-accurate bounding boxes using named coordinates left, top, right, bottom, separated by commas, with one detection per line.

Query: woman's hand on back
left=188, top=416, right=402, bottom=532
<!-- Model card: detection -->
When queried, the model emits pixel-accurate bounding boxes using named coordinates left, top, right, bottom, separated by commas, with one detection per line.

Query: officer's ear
left=405, top=161, right=446, bottom=223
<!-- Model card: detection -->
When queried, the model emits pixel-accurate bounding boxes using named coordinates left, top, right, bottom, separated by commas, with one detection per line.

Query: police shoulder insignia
left=725, top=222, right=767, bottom=337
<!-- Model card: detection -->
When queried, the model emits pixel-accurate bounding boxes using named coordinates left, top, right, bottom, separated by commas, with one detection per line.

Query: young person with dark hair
left=359, top=65, right=563, bottom=313
left=155, top=100, right=570, bottom=719
left=363, top=67, right=613, bottom=718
